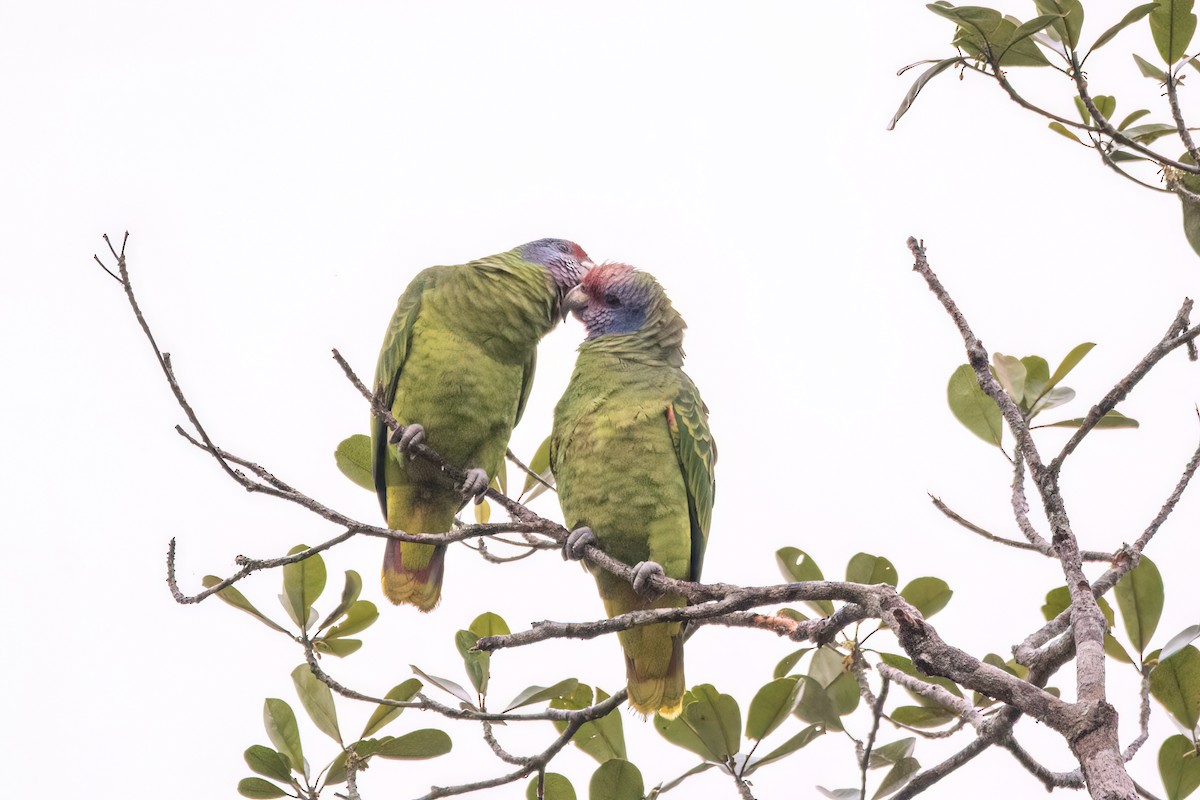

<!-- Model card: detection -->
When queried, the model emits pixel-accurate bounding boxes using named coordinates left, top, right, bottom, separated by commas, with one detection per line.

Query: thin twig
left=1000, top=736, right=1084, bottom=790
left=929, top=495, right=1113, bottom=562
left=1122, top=670, right=1152, bottom=763
left=860, top=671, right=890, bottom=800
left=1166, top=74, right=1200, bottom=165
left=505, top=448, right=554, bottom=494
left=1052, top=299, right=1197, bottom=471
left=1009, top=455, right=1053, bottom=553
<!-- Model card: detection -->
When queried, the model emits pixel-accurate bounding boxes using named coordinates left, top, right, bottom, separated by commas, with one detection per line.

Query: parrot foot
left=390, top=423, right=426, bottom=457
left=562, top=527, right=597, bottom=561
left=632, top=561, right=666, bottom=599
left=458, top=468, right=490, bottom=504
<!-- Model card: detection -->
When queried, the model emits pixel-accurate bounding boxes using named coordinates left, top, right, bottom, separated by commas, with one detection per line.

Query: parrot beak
left=580, top=257, right=596, bottom=272
left=563, top=285, right=588, bottom=322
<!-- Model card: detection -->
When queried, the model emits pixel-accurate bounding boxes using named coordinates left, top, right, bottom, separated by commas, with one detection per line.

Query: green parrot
left=372, top=239, right=593, bottom=610
left=550, top=262, right=716, bottom=718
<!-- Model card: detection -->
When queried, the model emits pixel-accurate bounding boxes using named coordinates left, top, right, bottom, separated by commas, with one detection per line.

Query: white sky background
left=3, top=2, right=1200, bottom=798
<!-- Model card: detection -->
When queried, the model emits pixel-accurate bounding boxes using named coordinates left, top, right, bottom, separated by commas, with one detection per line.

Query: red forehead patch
left=583, top=262, right=634, bottom=292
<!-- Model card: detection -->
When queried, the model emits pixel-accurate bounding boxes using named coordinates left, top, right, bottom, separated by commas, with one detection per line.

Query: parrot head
left=519, top=238, right=594, bottom=299
left=563, top=262, right=682, bottom=342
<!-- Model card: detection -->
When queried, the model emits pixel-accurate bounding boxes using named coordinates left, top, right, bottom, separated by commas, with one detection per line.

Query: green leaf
left=1042, top=342, right=1094, bottom=396
left=314, top=638, right=362, bottom=658
left=1029, top=386, right=1076, bottom=418
left=1119, top=108, right=1153, bottom=130
left=1090, top=4, right=1158, bottom=54
left=237, top=778, right=287, bottom=799
left=653, top=762, right=717, bottom=793
left=746, top=677, right=802, bottom=740
left=493, top=462, right=507, bottom=497
left=1159, top=734, right=1200, bottom=800
left=936, top=7, right=1053, bottom=67
left=828, top=671, right=861, bottom=716
left=809, top=645, right=846, bottom=688
left=992, top=353, right=1027, bottom=405
left=201, top=576, right=290, bottom=634
left=1106, top=633, right=1135, bottom=664
left=520, top=435, right=556, bottom=502
left=527, top=773, right=577, bottom=800
left=744, top=724, right=823, bottom=774
left=243, top=746, right=293, bottom=783
left=323, top=600, right=379, bottom=639
left=1033, top=0, right=1083, bottom=48
left=291, top=664, right=342, bottom=745
left=317, top=570, right=363, bottom=632
left=1133, top=52, right=1171, bottom=81
left=374, top=729, right=453, bottom=759
left=1125, top=122, right=1183, bottom=144
left=1042, top=587, right=1117, bottom=628
left=947, top=364, right=1003, bottom=446
left=410, top=665, right=476, bottom=707
left=874, top=757, right=922, bottom=799
left=1005, top=14, right=1065, bottom=55
left=773, top=647, right=813, bottom=679
left=846, top=553, right=898, bottom=587
left=263, top=698, right=304, bottom=774
left=322, top=751, right=349, bottom=787
left=792, top=675, right=844, bottom=732
left=1110, top=150, right=1151, bottom=162
left=1162, top=625, right=1200, bottom=661
left=1151, top=0, right=1197, bottom=64
left=1049, top=121, right=1083, bottom=143
left=900, top=577, right=953, bottom=618
left=588, top=760, right=643, bottom=800
left=817, top=788, right=863, bottom=800
left=1039, top=410, right=1140, bottom=429
left=334, top=434, right=375, bottom=491
left=1151, top=645, right=1200, bottom=730
left=281, top=545, right=326, bottom=632
left=1018, top=356, right=1050, bottom=411
left=455, top=630, right=490, bottom=696
left=988, top=26, right=1054, bottom=68
left=469, top=612, right=511, bottom=638
left=361, top=679, right=423, bottom=738
left=1182, top=179, right=1200, bottom=258
left=869, top=738, right=917, bottom=769
left=1114, top=555, right=1164, bottom=656
left=1074, top=96, right=1091, bottom=124
left=888, top=57, right=961, bottom=131
left=983, top=652, right=1028, bottom=679
left=1093, top=95, right=1117, bottom=120
left=775, top=547, right=834, bottom=616
left=891, top=705, right=956, bottom=728
left=667, top=686, right=739, bottom=762
left=504, top=678, right=581, bottom=712
left=474, top=499, right=491, bottom=524
left=554, top=686, right=626, bottom=763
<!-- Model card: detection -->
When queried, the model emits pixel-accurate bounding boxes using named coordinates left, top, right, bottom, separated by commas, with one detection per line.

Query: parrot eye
left=555, top=242, right=571, bottom=254
left=605, top=293, right=622, bottom=307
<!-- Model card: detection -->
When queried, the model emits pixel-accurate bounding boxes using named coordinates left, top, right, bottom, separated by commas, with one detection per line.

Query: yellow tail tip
left=381, top=539, right=444, bottom=610
left=381, top=568, right=442, bottom=611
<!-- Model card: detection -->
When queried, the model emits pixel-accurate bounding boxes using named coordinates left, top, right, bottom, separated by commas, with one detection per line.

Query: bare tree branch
left=929, top=494, right=1112, bottom=561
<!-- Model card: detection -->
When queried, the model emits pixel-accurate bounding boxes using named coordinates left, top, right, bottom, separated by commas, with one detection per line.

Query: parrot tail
left=381, top=540, right=446, bottom=611
left=625, top=629, right=686, bottom=719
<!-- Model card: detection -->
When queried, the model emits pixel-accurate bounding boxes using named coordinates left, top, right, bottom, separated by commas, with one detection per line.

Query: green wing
left=667, top=379, right=717, bottom=582
left=515, top=348, right=536, bottom=427
left=371, top=267, right=442, bottom=517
